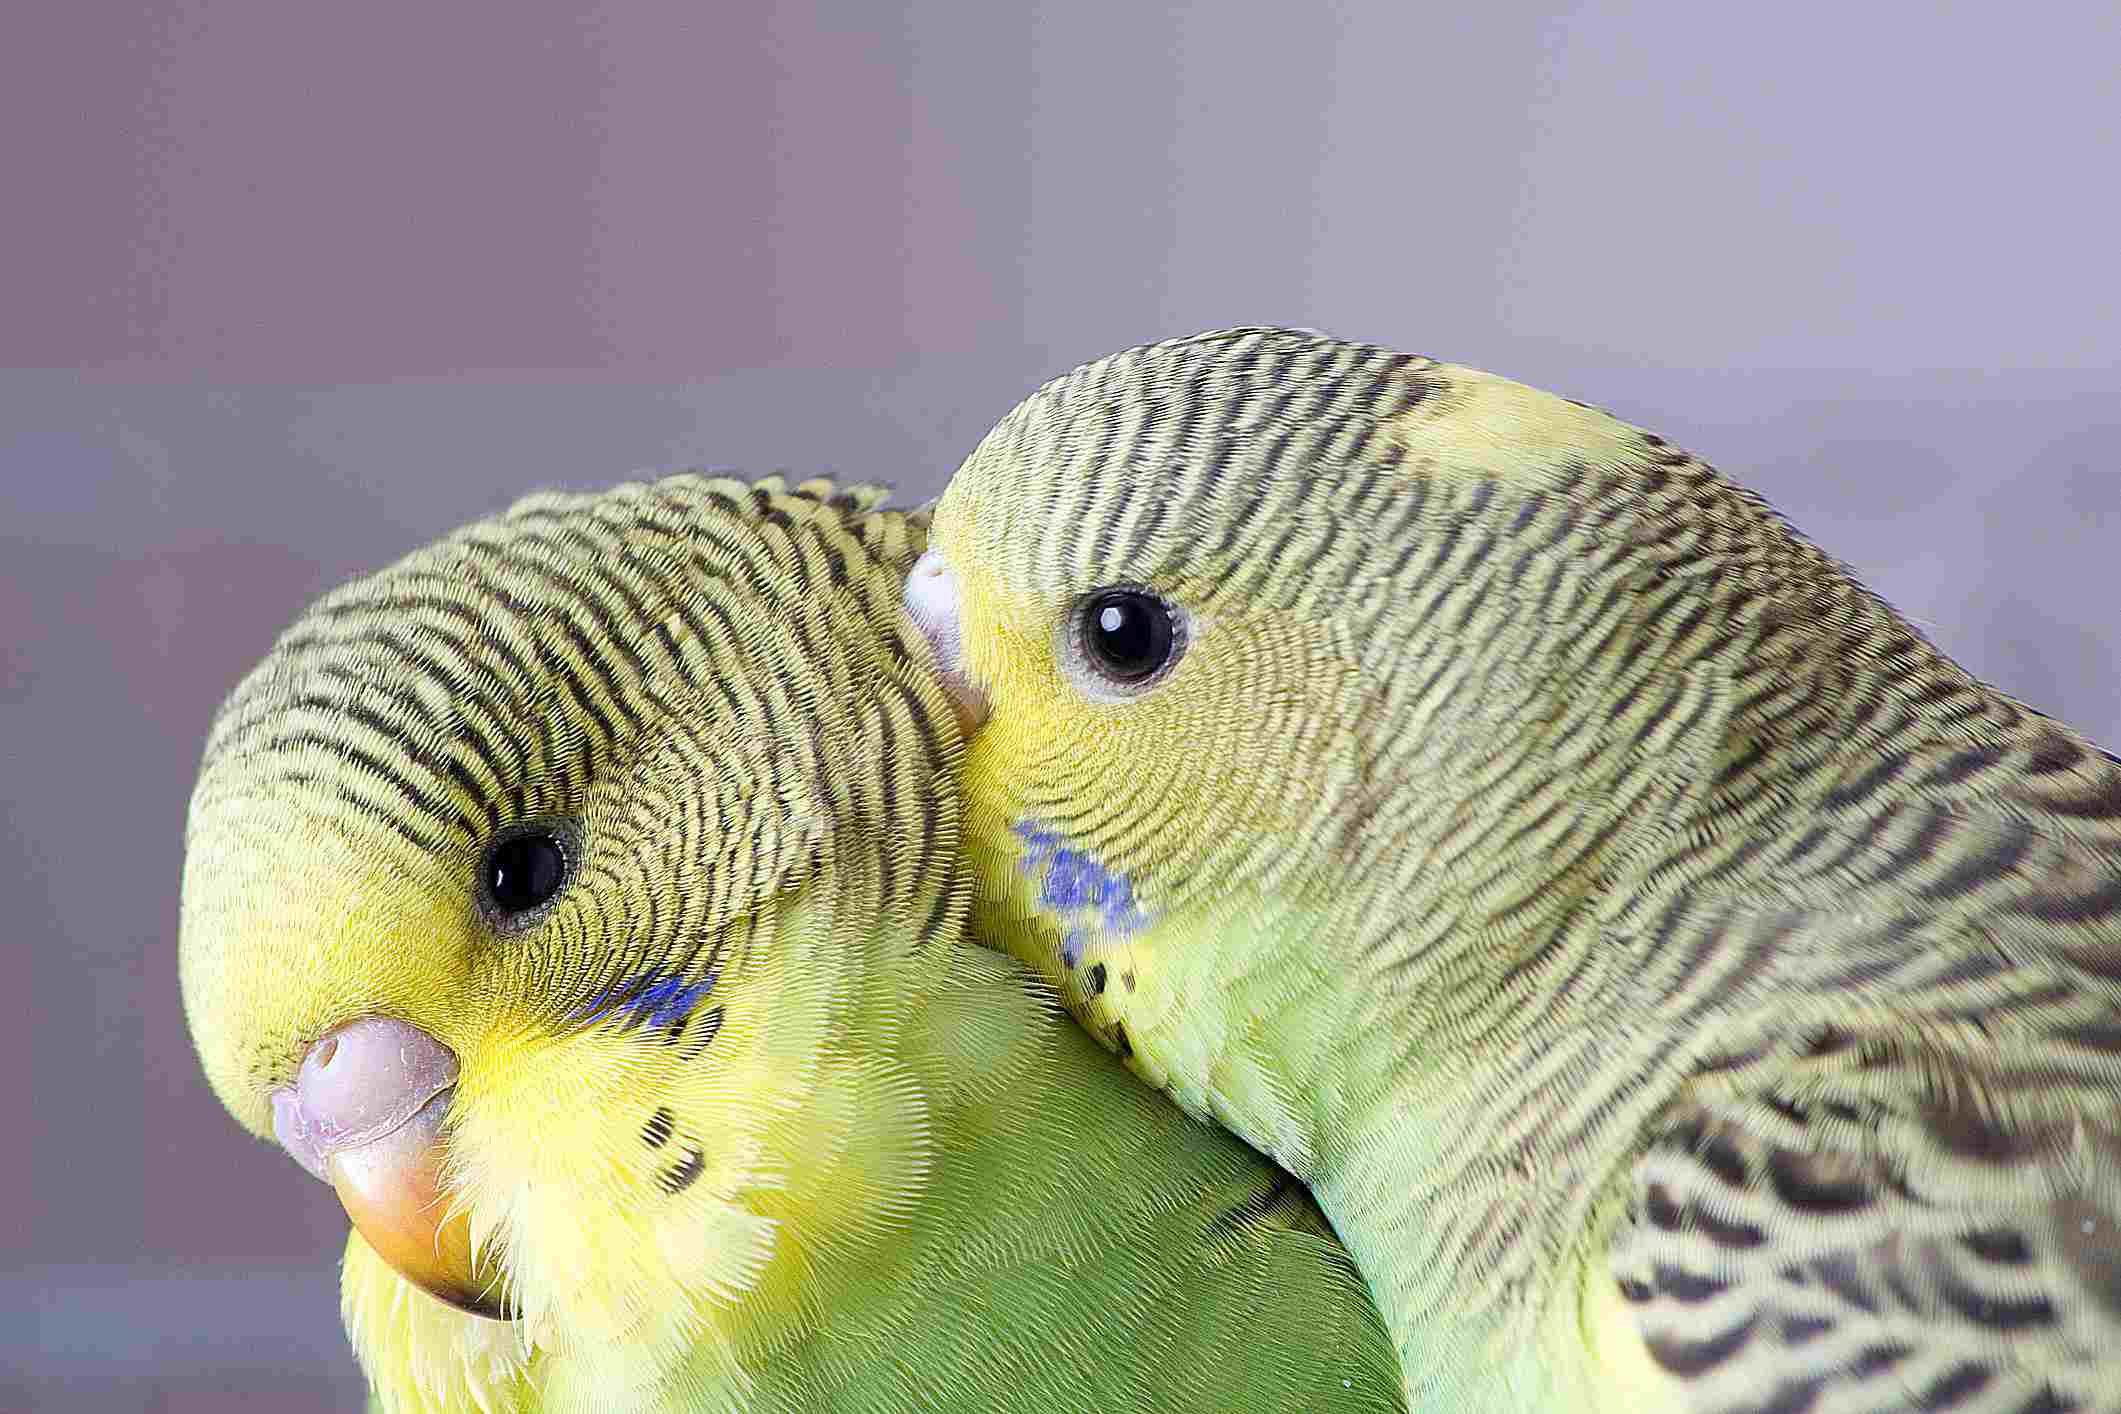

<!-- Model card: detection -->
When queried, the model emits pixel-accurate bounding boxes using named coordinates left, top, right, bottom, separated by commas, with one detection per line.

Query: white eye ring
left=1058, top=586, right=1191, bottom=702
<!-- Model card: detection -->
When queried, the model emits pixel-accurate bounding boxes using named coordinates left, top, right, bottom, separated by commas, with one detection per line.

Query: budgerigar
left=907, top=328, right=2121, bottom=1411
left=179, top=472, right=1405, bottom=1413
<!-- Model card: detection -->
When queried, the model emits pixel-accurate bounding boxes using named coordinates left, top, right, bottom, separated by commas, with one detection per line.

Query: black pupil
left=1083, top=590, right=1172, bottom=682
left=487, top=831, right=565, bottom=915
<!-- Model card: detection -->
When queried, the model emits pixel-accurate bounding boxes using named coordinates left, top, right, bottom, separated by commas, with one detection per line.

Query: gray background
left=4, top=3, right=2117, bottom=1410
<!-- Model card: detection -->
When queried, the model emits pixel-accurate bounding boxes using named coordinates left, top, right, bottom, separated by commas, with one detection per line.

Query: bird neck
left=1275, top=471, right=2118, bottom=1400
left=1098, top=875, right=1639, bottom=1407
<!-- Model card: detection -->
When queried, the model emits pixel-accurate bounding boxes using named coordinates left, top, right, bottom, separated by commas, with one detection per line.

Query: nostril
left=273, top=1017, right=459, bottom=1182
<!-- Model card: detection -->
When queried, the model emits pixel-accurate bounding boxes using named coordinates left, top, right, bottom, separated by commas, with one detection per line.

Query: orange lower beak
left=326, top=1088, right=512, bottom=1319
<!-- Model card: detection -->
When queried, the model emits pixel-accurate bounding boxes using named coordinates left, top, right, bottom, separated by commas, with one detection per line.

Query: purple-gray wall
left=6, top=4, right=2117, bottom=1410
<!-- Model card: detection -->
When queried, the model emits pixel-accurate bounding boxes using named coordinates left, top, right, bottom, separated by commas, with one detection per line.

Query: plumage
left=178, top=472, right=1404, bottom=1413
left=919, top=327, right=2121, bottom=1411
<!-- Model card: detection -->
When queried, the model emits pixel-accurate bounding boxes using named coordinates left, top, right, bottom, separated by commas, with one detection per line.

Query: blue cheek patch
left=573, top=966, right=720, bottom=1033
left=1013, top=820, right=1152, bottom=968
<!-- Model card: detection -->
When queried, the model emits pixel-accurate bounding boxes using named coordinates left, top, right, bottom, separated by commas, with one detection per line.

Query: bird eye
left=480, top=824, right=572, bottom=924
left=1068, top=587, right=1186, bottom=694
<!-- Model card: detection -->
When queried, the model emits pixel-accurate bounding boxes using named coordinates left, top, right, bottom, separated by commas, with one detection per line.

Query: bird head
left=908, top=327, right=1742, bottom=1162
left=181, top=476, right=957, bottom=1409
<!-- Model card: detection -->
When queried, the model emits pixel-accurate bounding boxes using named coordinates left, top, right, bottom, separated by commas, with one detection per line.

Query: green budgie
left=178, top=472, right=1404, bottom=1413
left=907, top=327, right=2121, bottom=1411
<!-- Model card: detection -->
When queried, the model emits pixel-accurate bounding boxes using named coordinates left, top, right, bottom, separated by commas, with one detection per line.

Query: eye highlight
left=1063, top=587, right=1188, bottom=699
left=479, top=822, right=574, bottom=926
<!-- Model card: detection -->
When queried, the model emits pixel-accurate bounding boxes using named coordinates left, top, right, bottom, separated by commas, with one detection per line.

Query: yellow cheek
left=947, top=577, right=1079, bottom=818
left=435, top=884, right=940, bottom=1395
left=437, top=1007, right=783, bottom=1401
left=953, top=569, right=1058, bottom=700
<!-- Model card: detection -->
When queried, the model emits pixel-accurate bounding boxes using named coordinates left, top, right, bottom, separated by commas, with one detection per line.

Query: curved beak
left=905, top=549, right=989, bottom=737
left=273, top=1018, right=511, bottom=1319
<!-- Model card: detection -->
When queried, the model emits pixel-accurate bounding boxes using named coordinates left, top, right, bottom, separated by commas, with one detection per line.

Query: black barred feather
left=195, top=474, right=945, bottom=1090
left=934, top=328, right=2121, bottom=1412
left=180, top=470, right=1406, bottom=1413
